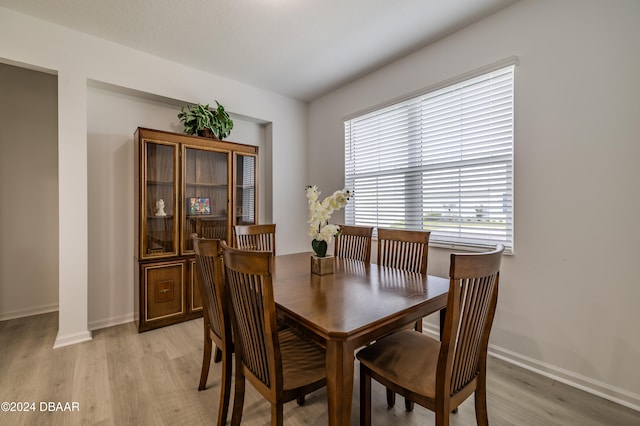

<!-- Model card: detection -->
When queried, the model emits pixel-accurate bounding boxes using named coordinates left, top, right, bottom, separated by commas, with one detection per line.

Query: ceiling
left=0, top=0, right=519, bottom=102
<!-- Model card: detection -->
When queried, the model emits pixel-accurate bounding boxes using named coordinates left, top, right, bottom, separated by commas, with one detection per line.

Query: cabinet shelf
left=186, top=215, right=226, bottom=220
left=185, top=182, right=227, bottom=188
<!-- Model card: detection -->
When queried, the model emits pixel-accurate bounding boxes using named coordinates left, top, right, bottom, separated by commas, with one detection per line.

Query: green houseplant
left=177, top=101, right=234, bottom=140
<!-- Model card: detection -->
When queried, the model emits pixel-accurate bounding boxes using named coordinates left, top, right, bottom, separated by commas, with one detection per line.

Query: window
left=344, top=61, right=514, bottom=253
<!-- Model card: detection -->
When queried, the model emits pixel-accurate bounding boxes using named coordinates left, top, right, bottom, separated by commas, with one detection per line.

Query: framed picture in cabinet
left=188, top=197, right=211, bottom=215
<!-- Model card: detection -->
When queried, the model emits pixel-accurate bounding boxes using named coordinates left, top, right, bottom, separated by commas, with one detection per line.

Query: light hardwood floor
left=1, top=313, right=638, bottom=426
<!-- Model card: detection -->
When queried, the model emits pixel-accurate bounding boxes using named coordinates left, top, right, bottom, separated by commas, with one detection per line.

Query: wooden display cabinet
left=134, top=127, right=258, bottom=332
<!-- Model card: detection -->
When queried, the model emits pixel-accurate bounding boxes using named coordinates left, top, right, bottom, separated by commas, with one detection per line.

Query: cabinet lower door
left=139, top=260, right=186, bottom=331
left=136, top=258, right=204, bottom=332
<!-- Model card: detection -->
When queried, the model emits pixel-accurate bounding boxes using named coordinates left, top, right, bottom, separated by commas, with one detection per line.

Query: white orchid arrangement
left=306, top=185, right=351, bottom=257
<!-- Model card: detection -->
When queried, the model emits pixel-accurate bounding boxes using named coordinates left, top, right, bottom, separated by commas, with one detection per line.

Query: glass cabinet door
left=182, top=146, right=230, bottom=253
left=234, top=153, right=257, bottom=226
left=141, top=140, right=179, bottom=259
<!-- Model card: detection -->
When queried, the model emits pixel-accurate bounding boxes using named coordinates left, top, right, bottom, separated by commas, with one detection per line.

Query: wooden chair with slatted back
left=191, top=234, right=232, bottom=426
left=333, top=224, right=373, bottom=262
left=234, top=223, right=276, bottom=254
left=357, top=244, right=504, bottom=426
left=220, top=242, right=327, bottom=426
left=377, top=228, right=430, bottom=275
left=376, top=228, right=432, bottom=409
left=377, top=227, right=431, bottom=332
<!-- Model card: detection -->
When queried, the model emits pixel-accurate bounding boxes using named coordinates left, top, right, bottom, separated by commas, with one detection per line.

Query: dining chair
left=376, top=227, right=431, bottom=409
left=377, top=228, right=430, bottom=274
left=220, top=242, right=327, bottom=426
left=333, top=224, right=373, bottom=262
left=234, top=223, right=276, bottom=254
left=377, top=227, right=431, bottom=330
left=357, top=244, right=504, bottom=426
left=192, top=234, right=233, bottom=426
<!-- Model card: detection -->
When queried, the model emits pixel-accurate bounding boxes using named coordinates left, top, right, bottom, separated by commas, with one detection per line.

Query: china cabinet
left=134, top=127, right=258, bottom=332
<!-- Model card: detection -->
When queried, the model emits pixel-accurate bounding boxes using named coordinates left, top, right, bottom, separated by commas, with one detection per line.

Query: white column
left=54, top=68, right=91, bottom=348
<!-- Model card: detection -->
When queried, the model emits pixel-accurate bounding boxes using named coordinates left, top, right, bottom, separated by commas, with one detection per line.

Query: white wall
left=0, top=63, right=58, bottom=320
left=86, top=84, right=266, bottom=329
left=0, top=7, right=310, bottom=347
left=309, top=0, right=640, bottom=410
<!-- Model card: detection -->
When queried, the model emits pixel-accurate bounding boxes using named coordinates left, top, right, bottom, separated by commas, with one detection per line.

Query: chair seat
left=357, top=330, right=440, bottom=399
left=280, top=329, right=326, bottom=392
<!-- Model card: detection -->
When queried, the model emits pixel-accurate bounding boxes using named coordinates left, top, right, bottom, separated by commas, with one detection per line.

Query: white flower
left=306, top=185, right=351, bottom=243
left=318, top=224, right=340, bottom=242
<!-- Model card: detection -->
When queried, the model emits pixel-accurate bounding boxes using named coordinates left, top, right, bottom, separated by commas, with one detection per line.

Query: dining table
left=272, top=252, right=450, bottom=426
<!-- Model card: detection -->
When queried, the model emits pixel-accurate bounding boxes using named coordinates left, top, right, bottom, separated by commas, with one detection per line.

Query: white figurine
left=155, top=199, right=167, bottom=216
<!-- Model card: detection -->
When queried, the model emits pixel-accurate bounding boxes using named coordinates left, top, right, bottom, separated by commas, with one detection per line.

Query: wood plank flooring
left=1, top=313, right=639, bottom=425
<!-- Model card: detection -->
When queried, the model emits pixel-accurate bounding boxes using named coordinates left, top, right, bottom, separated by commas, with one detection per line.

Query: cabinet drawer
left=143, top=261, right=185, bottom=322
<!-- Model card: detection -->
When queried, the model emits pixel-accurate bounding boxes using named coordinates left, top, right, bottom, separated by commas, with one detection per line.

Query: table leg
left=326, top=340, right=354, bottom=426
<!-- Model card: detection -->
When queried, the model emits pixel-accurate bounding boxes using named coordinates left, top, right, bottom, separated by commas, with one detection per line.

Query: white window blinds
left=344, top=63, right=514, bottom=253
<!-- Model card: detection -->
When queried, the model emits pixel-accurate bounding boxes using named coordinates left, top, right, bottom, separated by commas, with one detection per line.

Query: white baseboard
left=422, top=323, right=640, bottom=412
left=88, top=313, right=134, bottom=331
left=489, top=345, right=640, bottom=412
left=53, top=329, right=92, bottom=349
left=0, top=307, right=133, bottom=331
left=1, top=306, right=132, bottom=338
left=0, top=303, right=59, bottom=321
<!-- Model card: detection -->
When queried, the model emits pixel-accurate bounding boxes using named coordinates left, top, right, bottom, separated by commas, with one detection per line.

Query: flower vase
left=311, top=239, right=333, bottom=275
left=197, top=128, right=216, bottom=139
left=311, top=255, right=334, bottom=276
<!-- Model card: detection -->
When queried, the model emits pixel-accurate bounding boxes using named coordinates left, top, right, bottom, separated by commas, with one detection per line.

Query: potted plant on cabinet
left=177, top=101, right=234, bottom=140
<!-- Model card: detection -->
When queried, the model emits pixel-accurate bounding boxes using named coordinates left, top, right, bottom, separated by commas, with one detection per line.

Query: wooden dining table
left=272, top=252, right=450, bottom=425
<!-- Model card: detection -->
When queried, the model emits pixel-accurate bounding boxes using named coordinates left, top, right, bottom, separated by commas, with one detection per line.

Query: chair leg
left=199, top=333, right=213, bottom=390
left=214, top=346, right=223, bottom=363
left=474, top=375, right=489, bottom=426
left=271, top=403, right=284, bottom=426
left=216, top=348, right=232, bottom=426
left=404, top=318, right=422, bottom=412
left=296, top=395, right=305, bottom=406
left=435, top=405, right=451, bottom=426
left=230, top=368, right=246, bottom=426
left=404, top=397, right=414, bottom=412
left=360, top=364, right=372, bottom=426
left=386, top=388, right=396, bottom=408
